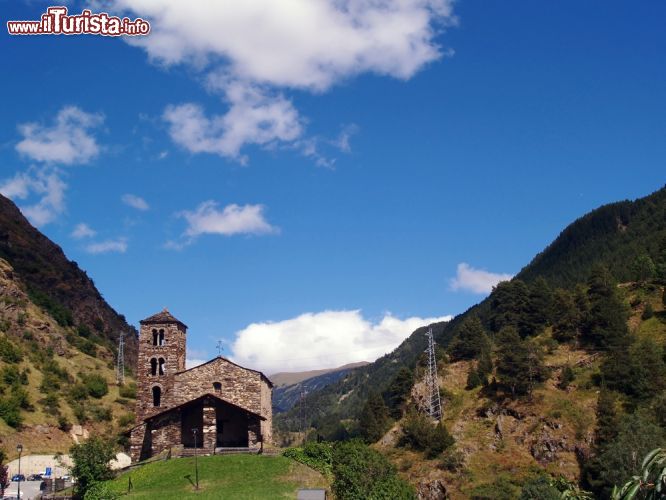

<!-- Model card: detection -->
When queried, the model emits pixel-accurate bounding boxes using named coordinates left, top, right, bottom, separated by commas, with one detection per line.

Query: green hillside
left=276, top=186, right=666, bottom=438
left=0, top=194, right=139, bottom=460
left=275, top=185, right=666, bottom=497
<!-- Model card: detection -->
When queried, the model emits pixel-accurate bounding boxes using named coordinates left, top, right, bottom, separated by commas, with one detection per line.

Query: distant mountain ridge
left=270, top=362, right=369, bottom=387
left=272, top=362, right=369, bottom=413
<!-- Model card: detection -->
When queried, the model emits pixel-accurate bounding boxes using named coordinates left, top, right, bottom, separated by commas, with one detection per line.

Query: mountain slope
left=278, top=185, right=666, bottom=432
left=0, top=194, right=137, bottom=366
left=271, top=362, right=369, bottom=388
left=272, top=362, right=369, bottom=413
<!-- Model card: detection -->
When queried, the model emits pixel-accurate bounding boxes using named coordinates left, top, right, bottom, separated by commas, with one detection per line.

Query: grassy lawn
left=106, top=454, right=327, bottom=499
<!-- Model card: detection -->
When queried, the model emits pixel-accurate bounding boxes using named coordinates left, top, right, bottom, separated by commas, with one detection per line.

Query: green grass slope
left=106, top=455, right=328, bottom=499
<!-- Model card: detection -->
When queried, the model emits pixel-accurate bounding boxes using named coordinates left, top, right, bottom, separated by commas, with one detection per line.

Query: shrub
left=466, top=369, right=482, bottom=390
left=558, top=365, right=575, bottom=390
left=283, top=442, right=333, bottom=477
left=41, top=393, right=60, bottom=416
left=90, top=405, right=112, bottom=422
left=69, top=383, right=89, bottom=401
left=0, top=398, right=22, bottom=428
left=80, top=341, right=97, bottom=357
left=118, top=383, right=137, bottom=399
left=117, top=413, right=136, bottom=428
left=331, top=440, right=415, bottom=499
left=0, top=337, right=22, bottom=363
left=438, top=447, right=465, bottom=471
left=399, top=412, right=454, bottom=458
left=641, top=303, right=654, bottom=320
left=58, top=415, right=72, bottom=432
left=519, top=475, right=560, bottom=500
left=81, top=374, right=108, bottom=399
left=82, top=481, right=119, bottom=500
left=70, top=437, right=116, bottom=498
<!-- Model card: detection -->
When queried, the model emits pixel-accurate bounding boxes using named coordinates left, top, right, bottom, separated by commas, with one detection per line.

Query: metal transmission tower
left=424, top=326, right=442, bottom=420
left=299, top=389, right=308, bottom=436
left=116, top=332, right=125, bottom=385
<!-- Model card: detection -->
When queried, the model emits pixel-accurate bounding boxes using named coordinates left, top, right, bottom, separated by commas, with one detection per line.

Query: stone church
left=129, top=309, right=273, bottom=461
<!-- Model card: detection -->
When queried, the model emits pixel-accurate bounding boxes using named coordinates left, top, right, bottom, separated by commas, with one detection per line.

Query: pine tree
left=594, top=389, right=619, bottom=449
left=383, top=367, right=413, bottom=420
left=448, top=316, right=490, bottom=360
left=526, top=277, right=554, bottom=333
left=466, top=369, right=482, bottom=390
left=495, top=327, right=544, bottom=397
left=359, top=392, right=390, bottom=443
left=477, top=347, right=493, bottom=381
left=552, top=288, right=580, bottom=342
left=631, top=254, right=656, bottom=283
left=582, top=265, right=630, bottom=349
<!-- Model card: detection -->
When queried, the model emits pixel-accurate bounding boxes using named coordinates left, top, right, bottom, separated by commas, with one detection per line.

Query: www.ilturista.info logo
left=7, top=6, right=150, bottom=36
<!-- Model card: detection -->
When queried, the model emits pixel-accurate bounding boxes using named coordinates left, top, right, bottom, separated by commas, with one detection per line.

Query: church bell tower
left=135, top=308, right=187, bottom=420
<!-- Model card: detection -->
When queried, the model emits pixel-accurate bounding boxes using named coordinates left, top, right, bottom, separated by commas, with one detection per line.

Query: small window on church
left=152, top=386, right=161, bottom=407
left=213, top=382, right=221, bottom=393
left=158, top=358, right=166, bottom=375
left=152, top=329, right=158, bottom=346
left=158, top=329, right=165, bottom=346
left=150, top=358, right=158, bottom=376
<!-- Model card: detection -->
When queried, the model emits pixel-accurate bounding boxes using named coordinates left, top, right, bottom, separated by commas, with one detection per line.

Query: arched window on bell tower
left=152, top=329, right=158, bottom=346
left=152, top=386, right=161, bottom=407
left=158, top=329, right=165, bottom=346
left=150, top=358, right=158, bottom=376
left=158, top=358, right=166, bottom=375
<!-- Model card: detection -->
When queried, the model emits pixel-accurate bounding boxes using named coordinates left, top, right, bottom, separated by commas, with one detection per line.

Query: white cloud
left=169, top=201, right=278, bottom=248
left=109, top=0, right=454, bottom=161
left=112, top=0, right=455, bottom=91
left=0, top=168, right=67, bottom=227
left=449, top=263, right=514, bottom=294
left=122, top=193, right=150, bottom=211
left=15, top=106, right=104, bottom=165
left=71, top=223, right=96, bottom=239
left=186, top=348, right=209, bottom=369
left=230, top=310, right=452, bottom=374
left=163, top=88, right=302, bottom=164
left=85, top=238, right=128, bottom=254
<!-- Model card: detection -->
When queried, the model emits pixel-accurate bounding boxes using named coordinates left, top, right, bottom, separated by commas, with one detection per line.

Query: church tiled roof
left=140, top=308, right=187, bottom=328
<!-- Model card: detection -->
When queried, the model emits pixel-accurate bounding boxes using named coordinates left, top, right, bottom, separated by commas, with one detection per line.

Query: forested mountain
left=277, top=185, right=666, bottom=497
left=0, top=194, right=138, bottom=458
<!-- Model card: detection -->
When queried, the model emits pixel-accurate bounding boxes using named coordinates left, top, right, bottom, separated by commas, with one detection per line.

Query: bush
left=81, top=374, right=108, bottom=399
left=438, top=447, right=465, bottom=471
left=0, top=337, right=22, bottom=363
left=83, top=481, right=119, bottom=500
left=117, top=413, right=136, bottom=427
left=70, top=437, right=116, bottom=498
left=118, top=383, right=137, bottom=399
left=519, top=475, right=560, bottom=500
left=283, top=442, right=333, bottom=477
left=399, top=413, right=454, bottom=458
left=558, top=365, right=575, bottom=390
left=0, top=398, right=22, bottom=428
left=641, top=303, right=654, bottom=320
left=466, top=369, right=482, bottom=390
left=332, top=440, right=415, bottom=499
left=89, top=405, right=112, bottom=422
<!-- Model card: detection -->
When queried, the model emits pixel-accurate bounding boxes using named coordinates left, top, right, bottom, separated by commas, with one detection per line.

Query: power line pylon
left=116, top=331, right=125, bottom=385
left=425, top=326, right=442, bottom=420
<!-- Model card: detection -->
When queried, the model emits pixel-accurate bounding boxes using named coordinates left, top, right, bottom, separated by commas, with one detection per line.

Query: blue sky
left=1, top=0, right=664, bottom=373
